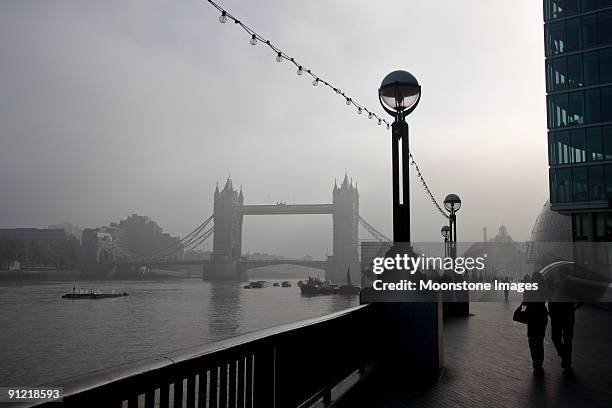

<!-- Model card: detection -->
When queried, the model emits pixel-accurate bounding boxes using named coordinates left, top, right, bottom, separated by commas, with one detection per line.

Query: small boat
left=281, top=281, right=292, bottom=288
left=338, top=268, right=361, bottom=295
left=62, top=288, right=128, bottom=299
left=300, top=277, right=338, bottom=295
left=244, top=280, right=267, bottom=289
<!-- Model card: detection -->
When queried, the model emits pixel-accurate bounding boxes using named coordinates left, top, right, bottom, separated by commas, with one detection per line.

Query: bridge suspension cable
left=358, top=216, right=391, bottom=242
left=182, top=226, right=215, bottom=256
left=205, top=0, right=449, bottom=220
left=149, top=215, right=214, bottom=259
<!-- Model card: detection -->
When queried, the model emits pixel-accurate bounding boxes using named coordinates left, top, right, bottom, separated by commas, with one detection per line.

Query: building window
left=606, top=164, right=612, bottom=199
left=548, top=58, right=568, bottom=91
left=581, top=14, right=598, bottom=48
left=573, top=166, right=588, bottom=201
left=587, top=126, right=604, bottom=160
left=548, top=95, right=554, bottom=129
left=594, top=212, right=612, bottom=241
left=601, top=86, right=612, bottom=121
left=585, top=88, right=601, bottom=123
left=550, top=168, right=558, bottom=202
left=566, top=17, right=582, bottom=51
left=583, top=0, right=612, bottom=12
left=603, top=125, right=612, bottom=159
left=572, top=213, right=589, bottom=241
left=567, top=54, right=584, bottom=87
left=598, top=10, right=612, bottom=45
left=554, top=93, right=569, bottom=127
left=583, top=51, right=599, bottom=86
left=545, top=0, right=566, bottom=20
left=548, top=21, right=566, bottom=55
left=571, top=128, right=587, bottom=162
left=556, top=131, right=572, bottom=163
left=589, top=165, right=605, bottom=200
left=558, top=167, right=573, bottom=202
left=568, top=91, right=585, bottom=125
left=549, top=132, right=557, bottom=164
left=565, top=0, right=581, bottom=16
left=600, top=48, right=612, bottom=83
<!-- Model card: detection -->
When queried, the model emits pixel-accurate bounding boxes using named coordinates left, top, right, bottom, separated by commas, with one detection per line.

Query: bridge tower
left=212, top=178, right=243, bottom=264
left=328, top=174, right=360, bottom=283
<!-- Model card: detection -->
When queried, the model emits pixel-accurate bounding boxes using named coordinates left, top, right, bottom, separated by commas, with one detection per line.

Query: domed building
left=527, top=200, right=573, bottom=273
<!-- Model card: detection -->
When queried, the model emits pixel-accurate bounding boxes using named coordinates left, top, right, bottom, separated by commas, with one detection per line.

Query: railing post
left=174, top=379, right=184, bottom=408
left=237, top=357, right=246, bottom=407
left=187, top=375, right=196, bottom=408
left=210, top=367, right=218, bottom=408
left=246, top=355, right=253, bottom=407
left=160, top=383, right=170, bottom=408
left=253, top=345, right=275, bottom=407
left=144, top=390, right=155, bottom=408
left=197, top=371, right=208, bottom=408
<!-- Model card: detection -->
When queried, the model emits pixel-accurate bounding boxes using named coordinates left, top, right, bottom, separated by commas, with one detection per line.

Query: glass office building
left=545, top=0, right=612, bottom=241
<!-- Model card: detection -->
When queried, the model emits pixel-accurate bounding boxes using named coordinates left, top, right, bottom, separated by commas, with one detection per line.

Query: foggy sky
left=0, top=1, right=548, bottom=258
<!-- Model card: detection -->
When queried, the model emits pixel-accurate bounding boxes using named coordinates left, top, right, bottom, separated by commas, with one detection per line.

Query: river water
left=0, top=278, right=358, bottom=386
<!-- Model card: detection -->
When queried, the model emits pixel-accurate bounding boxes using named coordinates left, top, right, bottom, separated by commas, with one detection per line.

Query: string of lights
left=206, top=0, right=449, bottom=220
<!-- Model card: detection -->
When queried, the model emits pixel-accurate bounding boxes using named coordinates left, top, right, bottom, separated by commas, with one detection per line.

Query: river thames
left=0, top=278, right=358, bottom=386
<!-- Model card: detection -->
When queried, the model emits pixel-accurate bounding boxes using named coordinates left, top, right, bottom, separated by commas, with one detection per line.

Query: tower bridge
left=210, top=175, right=360, bottom=282
left=92, top=174, right=388, bottom=283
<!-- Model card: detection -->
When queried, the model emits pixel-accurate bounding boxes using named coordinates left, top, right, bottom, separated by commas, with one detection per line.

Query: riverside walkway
left=336, top=291, right=612, bottom=408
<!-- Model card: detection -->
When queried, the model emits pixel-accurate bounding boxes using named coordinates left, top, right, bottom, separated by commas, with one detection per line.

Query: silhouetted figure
left=548, top=301, right=582, bottom=370
left=522, top=273, right=548, bottom=375
left=502, top=277, right=509, bottom=301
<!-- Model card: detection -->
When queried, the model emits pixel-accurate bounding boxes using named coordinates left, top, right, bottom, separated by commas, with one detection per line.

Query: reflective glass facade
left=546, top=1, right=612, bottom=210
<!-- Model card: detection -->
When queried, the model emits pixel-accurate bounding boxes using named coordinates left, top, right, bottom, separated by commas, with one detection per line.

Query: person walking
left=548, top=301, right=582, bottom=370
left=521, top=272, right=549, bottom=376
left=502, top=276, right=510, bottom=301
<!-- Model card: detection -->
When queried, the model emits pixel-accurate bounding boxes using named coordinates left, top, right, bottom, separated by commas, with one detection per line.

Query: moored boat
left=62, top=287, right=128, bottom=299
left=299, top=277, right=338, bottom=295
left=244, top=280, right=267, bottom=289
left=338, top=268, right=361, bottom=295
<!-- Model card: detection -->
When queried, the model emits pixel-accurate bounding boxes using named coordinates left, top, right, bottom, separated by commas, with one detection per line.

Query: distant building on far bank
left=0, top=228, right=77, bottom=270
left=49, top=222, right=83, bottom=242
left=463, top=225, right=527, bottom=280
left=0, top=228, right=70, bottom=242
left=83, top=214, right=183, bottom=263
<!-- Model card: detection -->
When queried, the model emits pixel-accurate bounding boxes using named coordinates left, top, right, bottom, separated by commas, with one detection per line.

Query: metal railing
left=31, top=304, right=378, bottom=408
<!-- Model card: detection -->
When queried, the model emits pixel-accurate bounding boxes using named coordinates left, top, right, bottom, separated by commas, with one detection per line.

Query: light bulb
left=368, top=113, right=373, bottom=119
left=276, top=52, right=282, bottom=62
left=219, top=11, right=227, bottom=23
left=312, top=78, right=319, bottom=86
left=250, top=34, right=257, bottom=46
left=357, top=107, right=362, bottom=115
left=386, top=124, right=390, bottom=129
left=346, top=98, right=351, bottom=106
left=297, top=66, right=303, bottom=75
left=335, top=88, right=341, bottom=94
left=378, top=119, right=382, bottom=125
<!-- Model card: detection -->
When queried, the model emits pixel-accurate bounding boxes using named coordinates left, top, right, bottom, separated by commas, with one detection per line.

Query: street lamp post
left=443, top=193, right=469, bottom=316
left=441, top=225, right=450, bottom=258
left=443, top=194, right=461, bottom=258
left=378, top=71, right=421, bottom=242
